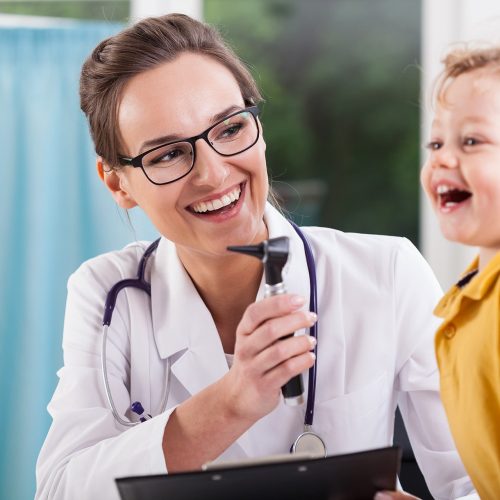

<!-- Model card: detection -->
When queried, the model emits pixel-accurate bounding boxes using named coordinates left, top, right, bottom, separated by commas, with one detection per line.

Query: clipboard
left=116, top=446, right=401, bottom=500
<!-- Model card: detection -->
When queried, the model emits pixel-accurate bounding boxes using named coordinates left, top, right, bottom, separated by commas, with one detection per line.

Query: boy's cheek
left=419, top=162, right=433, bottom=200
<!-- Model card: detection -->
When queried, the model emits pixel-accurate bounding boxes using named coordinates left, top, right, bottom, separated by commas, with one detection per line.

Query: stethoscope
left=101, top=221, right=327, bottom=457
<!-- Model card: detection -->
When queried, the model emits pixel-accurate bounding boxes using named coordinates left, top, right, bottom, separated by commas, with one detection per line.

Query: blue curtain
left=0, top=21, right=158, bottom=499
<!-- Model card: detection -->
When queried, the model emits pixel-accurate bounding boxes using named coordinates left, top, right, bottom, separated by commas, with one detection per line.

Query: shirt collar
left=434, top=252, right=500, bottom=318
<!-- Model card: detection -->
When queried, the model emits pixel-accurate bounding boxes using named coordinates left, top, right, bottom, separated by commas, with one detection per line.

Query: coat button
left=443, top=323, right=456, bottom=339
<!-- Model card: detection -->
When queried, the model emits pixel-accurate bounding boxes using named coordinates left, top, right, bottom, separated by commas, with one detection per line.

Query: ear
left=96, top=157, right=138, bottom=209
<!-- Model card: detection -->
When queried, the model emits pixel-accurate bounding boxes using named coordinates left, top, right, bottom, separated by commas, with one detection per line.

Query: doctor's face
left=111, top=53, right=269, bottom=258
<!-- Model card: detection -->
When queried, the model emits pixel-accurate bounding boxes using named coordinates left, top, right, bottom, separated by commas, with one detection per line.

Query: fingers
left=237, top=308, right=317, bottom=361
left=237, top=294, right=308, bottom=338
left=246, top=328, right=316, bottom=391
left=257, top=333, right=316, bottom=373
left=262, top=350, right=316, bottom=389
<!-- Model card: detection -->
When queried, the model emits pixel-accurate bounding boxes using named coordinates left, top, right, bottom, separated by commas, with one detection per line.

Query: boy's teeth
left=192, top=186, right=241, bottom=213
left=436, top=184, right=460, bottom=194
left=437, top=185, right=451, bottom=194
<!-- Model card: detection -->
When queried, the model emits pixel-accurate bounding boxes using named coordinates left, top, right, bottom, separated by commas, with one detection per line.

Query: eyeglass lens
left=141, top=110, right=258, bottom=184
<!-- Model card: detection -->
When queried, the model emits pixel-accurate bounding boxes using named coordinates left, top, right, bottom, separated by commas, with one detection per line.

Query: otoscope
left=227, top=237, right=305, bottom=406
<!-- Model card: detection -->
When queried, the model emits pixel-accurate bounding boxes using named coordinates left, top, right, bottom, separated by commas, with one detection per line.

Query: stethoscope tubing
left=289, top=221, right=318, bottom=427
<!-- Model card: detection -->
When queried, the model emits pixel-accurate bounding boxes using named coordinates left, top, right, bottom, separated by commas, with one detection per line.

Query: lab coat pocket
left=314, top=371, right=390, bottom=454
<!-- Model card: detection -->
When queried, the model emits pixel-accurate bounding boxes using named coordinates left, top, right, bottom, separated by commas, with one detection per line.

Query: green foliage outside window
left=0, top=1, right=128, bottom=21
left=0, top=0, right=421, bottom=243
left=206, top=0, right=421, bottom=244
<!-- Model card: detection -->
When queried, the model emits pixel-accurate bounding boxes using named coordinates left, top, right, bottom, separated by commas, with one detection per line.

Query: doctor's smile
left=187, top=182, right=245, bottom=219
left=35, top=13, right=478, bottom=500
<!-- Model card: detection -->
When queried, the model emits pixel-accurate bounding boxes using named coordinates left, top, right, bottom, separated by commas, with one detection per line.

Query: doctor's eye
left=220, top=123, right=243, bottom=139
left=211, top=111, right=252, bottom=144
left=212, top=121, right=245, bottom=143
left=145, top=142, right=192, bottom=168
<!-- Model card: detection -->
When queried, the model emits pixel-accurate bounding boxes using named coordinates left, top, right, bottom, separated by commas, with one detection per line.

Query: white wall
left=130, top=0, right=202, bottom=22
left=421, top=0, right=500, bottom=289
left=0, top=13, right=76, bottom=26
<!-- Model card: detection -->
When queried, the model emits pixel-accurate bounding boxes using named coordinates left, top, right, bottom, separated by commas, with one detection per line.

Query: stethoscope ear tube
left=100, top=238, right=168, bottom=426
left=102, top=238, right=161, bottom=327
left=103, top=279, right=151, bottom=326
left=101, top=325, right=137, bottom=427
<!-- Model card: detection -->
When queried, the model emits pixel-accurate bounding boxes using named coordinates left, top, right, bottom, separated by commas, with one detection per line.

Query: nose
left=190, top=139, right=230, bottom=187
left=429, top=145, right=459, bottom=170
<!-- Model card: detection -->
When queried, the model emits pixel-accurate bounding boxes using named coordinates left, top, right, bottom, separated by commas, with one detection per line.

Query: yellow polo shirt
left=435, top=253, right=500, bottom=500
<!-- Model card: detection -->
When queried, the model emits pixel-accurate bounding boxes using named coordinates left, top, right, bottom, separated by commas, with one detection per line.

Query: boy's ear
left=96, top=157, right=138, bottom=209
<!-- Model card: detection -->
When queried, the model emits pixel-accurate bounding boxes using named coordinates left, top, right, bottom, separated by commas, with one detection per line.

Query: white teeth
left=436, top=184, right=452, bottom=194
left=212, top=199, right=223, bottom=210
left=191, top=185, right=241, bottom=213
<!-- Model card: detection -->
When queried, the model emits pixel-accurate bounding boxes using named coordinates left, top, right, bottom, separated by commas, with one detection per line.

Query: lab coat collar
left=150, top=237, right=229, bottom=396
left=149, top=204, right=311, bottom=398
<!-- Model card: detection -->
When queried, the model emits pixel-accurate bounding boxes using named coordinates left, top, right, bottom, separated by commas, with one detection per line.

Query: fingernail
left=307, top=312, right=317, bottom=323
left=309, top=352, right=316, bottom=361
left=307, top=336, right=317, bottom=348
left=290, top=295, right=306, bottom=306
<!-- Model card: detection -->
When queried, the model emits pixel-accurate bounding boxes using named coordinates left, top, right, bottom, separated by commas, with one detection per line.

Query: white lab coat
left=36, top=204, right=476, bottom=500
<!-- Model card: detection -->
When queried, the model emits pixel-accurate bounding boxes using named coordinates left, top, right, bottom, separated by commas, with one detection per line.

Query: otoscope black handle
left=265, top=283, right=305, bottom=406
left=280, top=347, right=305, bottom=401
left=227, top=238, right=304, bottom=405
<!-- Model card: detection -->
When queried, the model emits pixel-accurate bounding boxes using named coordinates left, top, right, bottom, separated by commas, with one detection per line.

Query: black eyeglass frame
left=118, top=105, right=260, bottom=186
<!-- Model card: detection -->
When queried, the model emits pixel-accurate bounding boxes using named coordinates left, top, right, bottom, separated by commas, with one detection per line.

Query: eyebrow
left=463, top=115, right=493, bottom=125
left=137, top=104, right=245, bottom=153
left=431, top=115, right=492, bottom=130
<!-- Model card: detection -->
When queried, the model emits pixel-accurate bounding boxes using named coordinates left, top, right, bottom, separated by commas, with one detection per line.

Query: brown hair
left=80, top=13, right=263, bottom=168
left=435, top=45, right=500, bottom=104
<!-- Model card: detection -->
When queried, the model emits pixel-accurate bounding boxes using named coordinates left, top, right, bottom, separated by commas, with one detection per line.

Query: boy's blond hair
left=435, top=46, right=500, bottom=103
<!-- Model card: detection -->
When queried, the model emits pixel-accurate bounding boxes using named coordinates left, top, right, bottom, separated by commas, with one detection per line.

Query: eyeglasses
left=118, top=106, right=260, bottom=185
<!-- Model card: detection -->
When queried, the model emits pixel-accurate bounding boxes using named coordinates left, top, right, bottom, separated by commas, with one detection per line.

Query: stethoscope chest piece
left=291, top=426, right=327, bottom=458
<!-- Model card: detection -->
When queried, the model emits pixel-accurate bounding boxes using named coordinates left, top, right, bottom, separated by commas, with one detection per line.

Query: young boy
left=420, top=47, right=500, bottom=499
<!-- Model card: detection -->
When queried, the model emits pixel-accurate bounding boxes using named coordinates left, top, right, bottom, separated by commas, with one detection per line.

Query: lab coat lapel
left=150, top=238, right=229, bottom=397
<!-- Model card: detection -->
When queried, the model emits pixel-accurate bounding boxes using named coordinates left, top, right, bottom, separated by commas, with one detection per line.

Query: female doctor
left=36, top=13, right=475, bottom=500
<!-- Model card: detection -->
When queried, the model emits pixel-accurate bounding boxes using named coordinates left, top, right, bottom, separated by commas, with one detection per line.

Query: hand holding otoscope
left=228, top=236, right=308, bottom=406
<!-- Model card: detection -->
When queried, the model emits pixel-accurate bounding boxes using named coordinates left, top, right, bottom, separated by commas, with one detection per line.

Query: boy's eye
left=426, top=141, right=442, bottom=150
left=463, top=137, right=479, bottom=146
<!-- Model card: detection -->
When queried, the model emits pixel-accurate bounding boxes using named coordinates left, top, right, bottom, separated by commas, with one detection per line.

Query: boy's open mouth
left=437, top=184, right=472, bottom=209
